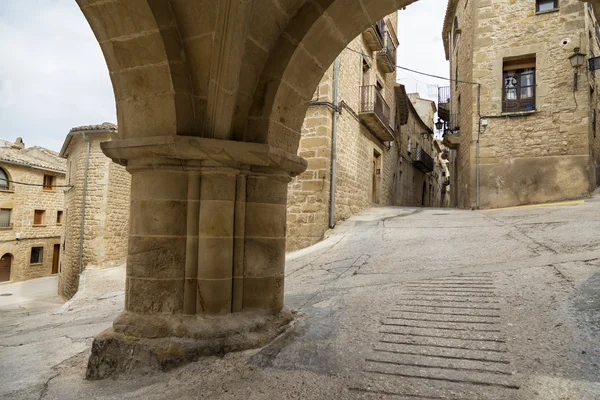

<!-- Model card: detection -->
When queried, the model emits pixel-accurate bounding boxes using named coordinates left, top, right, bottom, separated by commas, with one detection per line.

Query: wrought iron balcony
left=359, top=85, right=395, bottom=142
left=377, top=32, right=396, bottom=73
left=412, top=147, right=434, bottom=173
left=442, top=116, right=460, bottom=150
left=438, top=86, right=451, bottom=121
left=0, top=222, right=13, bottom=229
left=363, top=19, right=385, bottom=52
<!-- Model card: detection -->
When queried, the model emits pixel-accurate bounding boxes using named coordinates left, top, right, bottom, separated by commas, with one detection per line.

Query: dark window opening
left=43, top=175, right=55, bottom=191
left=30, top=247, right=43, bottom=264
left=0, top=168, right=9, bottom=191
left=536, top=0, right=558, bottom=12
left=453, top=16, right=459, bottom=47
left=57, top=211, right=63, bottom=225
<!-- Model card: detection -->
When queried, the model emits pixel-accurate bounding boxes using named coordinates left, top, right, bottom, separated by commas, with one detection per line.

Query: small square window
left=33, top=210, right=45, bottom=225
left=536, top=0, right=558, bottom=13
left=30, top=247, right=43, bottom=264
left=56, top=211, right=63, bottom=225
left=43, top=175, right=55, bottom=191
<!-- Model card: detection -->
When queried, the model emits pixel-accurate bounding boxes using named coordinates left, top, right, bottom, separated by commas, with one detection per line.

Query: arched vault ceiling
left=78, top=0, right=597, bottom=153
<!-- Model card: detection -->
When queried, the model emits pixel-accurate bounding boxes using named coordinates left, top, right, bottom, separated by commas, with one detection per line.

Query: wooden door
left=0, top=254, right=11, bottom=282
left=52, top=244, right=60, bottom=274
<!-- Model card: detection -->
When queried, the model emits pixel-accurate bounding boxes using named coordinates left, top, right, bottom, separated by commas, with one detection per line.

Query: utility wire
left=344, top=46, right=481, bottom=86
left=0, top=179, right=73, bottom=189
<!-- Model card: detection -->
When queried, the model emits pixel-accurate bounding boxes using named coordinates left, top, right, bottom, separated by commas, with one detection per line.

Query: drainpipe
left=476, top=84, right=481, bottom=209
left=329, top=57, right=340, bottom=229
left=78, top=134, right=91, bottom=275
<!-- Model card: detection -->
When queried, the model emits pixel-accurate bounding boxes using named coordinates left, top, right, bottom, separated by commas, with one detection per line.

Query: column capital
left=101, top=136, right=307, bottom=177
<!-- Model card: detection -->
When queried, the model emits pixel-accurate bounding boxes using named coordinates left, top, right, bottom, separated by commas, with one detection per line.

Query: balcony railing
left=438, top=86, right=451, bottom=120
left=377, top=33, right=396, bottom=73
left=412, top=147, right=434, bottom=173
left=0, top=222, right=13, bottom=229
left=359, top=85, right=395, bottom=142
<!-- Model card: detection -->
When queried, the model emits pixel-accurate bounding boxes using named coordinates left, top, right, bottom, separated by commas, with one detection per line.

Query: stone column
left=86, top=136, right=305, bottom=379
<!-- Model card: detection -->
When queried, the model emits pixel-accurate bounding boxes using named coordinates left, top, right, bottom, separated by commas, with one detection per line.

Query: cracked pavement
left=1, top=199, right=600, bottom=399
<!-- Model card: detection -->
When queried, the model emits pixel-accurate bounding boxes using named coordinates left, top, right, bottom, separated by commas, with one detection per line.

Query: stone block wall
left=0, top=163, right=64, bottom=281
left=286, top=14, right=401, bottom=252
left=447, top=0, right=598, bottom=208
left=59, top=132, right=131, bottom=299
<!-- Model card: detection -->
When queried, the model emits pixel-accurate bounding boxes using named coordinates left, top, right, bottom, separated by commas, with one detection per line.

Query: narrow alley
left=2, top=198, right=599, bottom=399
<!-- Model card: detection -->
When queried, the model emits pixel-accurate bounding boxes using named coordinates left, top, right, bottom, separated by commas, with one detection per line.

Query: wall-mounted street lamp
left=435, top=118, right=444, bottom=131
left=569, top=47, right=586, bottom=91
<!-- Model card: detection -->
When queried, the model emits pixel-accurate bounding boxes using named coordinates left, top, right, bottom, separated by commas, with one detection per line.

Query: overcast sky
left=0, top=0, right=448, bottom=152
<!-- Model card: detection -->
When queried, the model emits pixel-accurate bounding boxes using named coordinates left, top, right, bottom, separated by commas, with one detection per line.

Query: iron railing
left=412, top=147, right=434, bottom=173
left=438, top=86, right=451, bottom=106
left=377, top=33, right=397, bottom=71
left=0, top=222, right=13, bottom=228
left=360, top=85, right=392, bottom=131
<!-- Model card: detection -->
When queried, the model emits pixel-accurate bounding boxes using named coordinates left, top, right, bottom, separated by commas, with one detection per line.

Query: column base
left=86, top=309, right=294, bottom=380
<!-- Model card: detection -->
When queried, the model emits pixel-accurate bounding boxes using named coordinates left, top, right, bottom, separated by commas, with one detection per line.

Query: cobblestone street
left=2, top=199, right=600, bottom=399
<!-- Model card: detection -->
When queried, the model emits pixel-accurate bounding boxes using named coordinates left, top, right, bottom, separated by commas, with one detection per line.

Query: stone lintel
left=100, top=135, right=307, bottom=177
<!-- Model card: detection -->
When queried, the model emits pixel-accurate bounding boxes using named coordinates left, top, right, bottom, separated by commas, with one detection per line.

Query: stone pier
left=85, top=136, right=305, bottom=379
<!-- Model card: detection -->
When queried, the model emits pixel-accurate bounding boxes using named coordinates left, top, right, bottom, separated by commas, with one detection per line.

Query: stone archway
left=77, top=0, right=600, bottom=378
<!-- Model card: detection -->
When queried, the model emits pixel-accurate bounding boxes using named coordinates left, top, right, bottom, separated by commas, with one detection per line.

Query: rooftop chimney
left=14, top=137, right=25, bottom=149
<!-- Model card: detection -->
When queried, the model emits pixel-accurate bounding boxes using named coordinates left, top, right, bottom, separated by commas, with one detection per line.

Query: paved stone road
left=1, top=199, right=600, bottom=399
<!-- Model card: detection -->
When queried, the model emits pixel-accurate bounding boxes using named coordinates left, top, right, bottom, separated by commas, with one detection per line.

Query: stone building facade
left=0, top=139, right=65, bottom=283
left=286, top=13, right=448, bottom=251
left=286, top=14, right=400, bottom=251
left=441, top=0, right=600, bottom=209
left=395, top=86, right=447, bottom=208
left=58, top=124, right=131, bottom=299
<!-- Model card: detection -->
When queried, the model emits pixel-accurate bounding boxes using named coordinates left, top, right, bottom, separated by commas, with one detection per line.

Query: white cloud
left=0, top=0, right=115, bottom=152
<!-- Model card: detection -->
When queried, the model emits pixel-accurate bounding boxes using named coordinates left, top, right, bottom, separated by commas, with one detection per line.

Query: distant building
left=395, top=85, right=445, bottom=207
left=0, top=138, right=65, bottom=283
left=408, top=93, right=437, bottom=132
left=58, top=124, right=131, bottom=299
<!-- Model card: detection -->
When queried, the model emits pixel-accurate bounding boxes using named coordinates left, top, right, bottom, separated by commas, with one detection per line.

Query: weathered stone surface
left=86, top=309, right=294, bottom=379
left=58, top=129, right=130, bottom=298
left=444, top=0, right=600, bottom=208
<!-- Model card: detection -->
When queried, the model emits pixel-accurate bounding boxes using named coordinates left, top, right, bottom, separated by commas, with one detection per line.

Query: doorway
left=0, top=253, right=12, bottom=282
left=52, top=244, right=60, bottom=275
left=422, top=182, right=427, bottom=206
left=372, top=150, right=381, bottom=204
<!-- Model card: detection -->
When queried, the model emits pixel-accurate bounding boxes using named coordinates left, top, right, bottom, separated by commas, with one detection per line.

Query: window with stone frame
left=43, top=175, right=55, bottom=191
left=502, top=56, right=536, bottom=113
left=536, top=0, right=558, bottom=13
left=30, top=247, right=43, bottom=264
left=56, top=210, right=63, bottom=225
left=0, top=209, right=11, bottom=228
left=0, top=168, right=9, bottom=191
left=33, top=210, right=45, bottom=226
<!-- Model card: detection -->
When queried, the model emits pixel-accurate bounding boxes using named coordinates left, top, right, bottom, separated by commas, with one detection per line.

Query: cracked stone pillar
left=85, top=136, right=305, bottom=379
